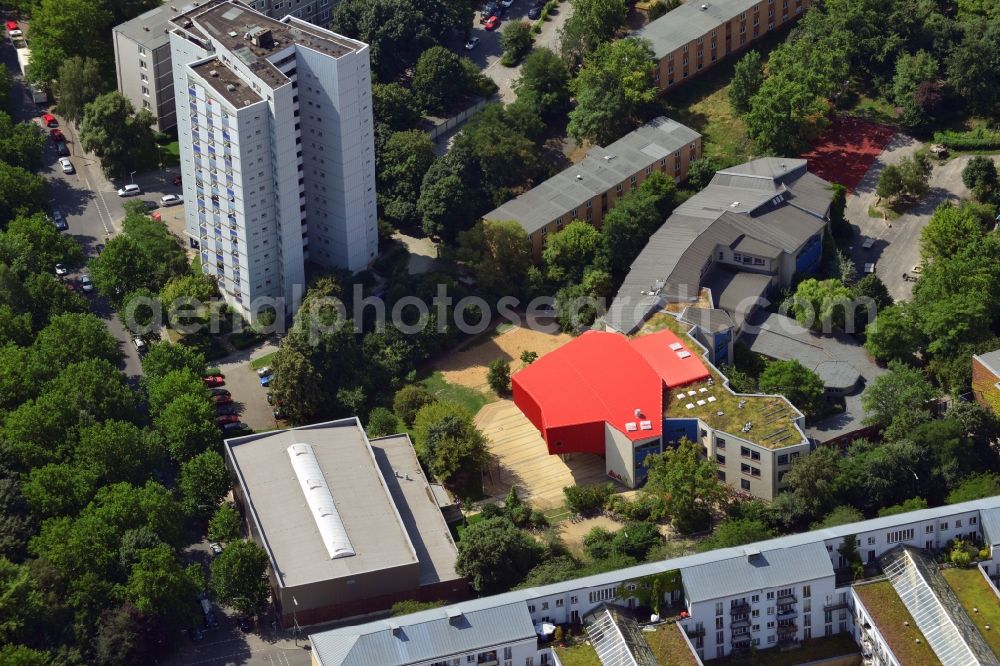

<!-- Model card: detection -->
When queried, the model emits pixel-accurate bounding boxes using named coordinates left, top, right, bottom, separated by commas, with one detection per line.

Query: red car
left=5, top=21, right=18, bottom=32
left=484, top=15, right=500, bottom=30
left=217, top=414, right=239, bottom=425
left=212, top=394, right=233, bottom=405
left=41, top=113, right=57, bottom=128
left=49, top=129, right=65, bottom=142
left=203, top=375, right=225, bottom=387
left=172, top=175, right=182, bottom=186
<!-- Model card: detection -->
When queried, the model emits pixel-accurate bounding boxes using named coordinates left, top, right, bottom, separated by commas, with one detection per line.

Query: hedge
left=933, top=129, right=1000, bottom=151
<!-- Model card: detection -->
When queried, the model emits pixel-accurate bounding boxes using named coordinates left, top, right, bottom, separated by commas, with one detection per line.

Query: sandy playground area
left=430, top=320, right=572, bottom=393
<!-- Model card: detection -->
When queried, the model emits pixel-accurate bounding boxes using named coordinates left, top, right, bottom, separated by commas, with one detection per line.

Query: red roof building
left=512, top=330, right=709, bottom=487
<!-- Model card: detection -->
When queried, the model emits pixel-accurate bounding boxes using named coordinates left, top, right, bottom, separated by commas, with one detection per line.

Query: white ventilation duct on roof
left=287, top=443, right=356, bottom=560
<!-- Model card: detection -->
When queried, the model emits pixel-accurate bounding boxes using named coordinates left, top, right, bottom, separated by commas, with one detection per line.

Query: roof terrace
left=940, top=567, right=1000, bottom=661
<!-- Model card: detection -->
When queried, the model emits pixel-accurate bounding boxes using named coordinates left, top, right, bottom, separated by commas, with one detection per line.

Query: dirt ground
left=557, top=514, right=684, bottom=557
left=431, top=321, right=573, bottom=393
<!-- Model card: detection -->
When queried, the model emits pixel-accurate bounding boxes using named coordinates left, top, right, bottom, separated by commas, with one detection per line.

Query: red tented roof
left=630, top=330, right=712, bottom=389
left=512, top=330, right=709, bottom=443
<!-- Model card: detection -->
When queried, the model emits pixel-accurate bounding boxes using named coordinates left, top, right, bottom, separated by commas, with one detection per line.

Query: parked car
left=484, top=15, right=500, bottom=30
left=266, top=392, right=274, bottom=404
left=203, top=375, right=225, bottom=387
left=172, top=175, right=182, bottom=186
left=256, top=366, right=272, bottom=377
left=80, top=273, right=93, bottom=293
left=133, top=337, right=147, bottom=354
left=41, top=113, right=57, bottom=128
left=54, top=263, right=68, bottom=277
left=528, top=3, right=542, bottom=18
left=141, top=200, right=158, bottom=211
left=49, top=129, right=65, bottom=142
left=55, top=142, right=69, bottom=157
left=189, top=627, right=205, bottom=642
left=238, top=618, right=252, bottom=633
left=209, top=542, right=223, bottom=556
left=217, top=414, right=239, bottom=426
left=259, top=374, right=272, bottom=387
left=501, top=0, right=514, bottom=7
left=210, top=387, right=231, bottom=397
left=5, top=21, right=19, bottom=32
left=212, top=394, right=233, bottom=405
left=95, top=243, right=105, bottom=255
left=160, top=193, right=183, bottom=206
left=117, top=184, right=141, bottom=197
left=481, top=4, right=498, bottom=21
left=861, top=236, right=875, bottom=249
left=222, top=421, right=249, bottom=433
left=273, top=407, right=286, bottom=419
left=216, top=404, right=239, bottom=415
left=465, top=36, right=480, bottom=50
left=59, top=157, right=74, bottom=174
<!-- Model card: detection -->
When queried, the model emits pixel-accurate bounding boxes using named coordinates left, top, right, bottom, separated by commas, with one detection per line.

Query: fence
left=426, top=97, right=491, bottom=141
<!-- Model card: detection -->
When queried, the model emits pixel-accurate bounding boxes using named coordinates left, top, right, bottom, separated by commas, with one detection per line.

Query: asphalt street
left=2, top=40, right=185, bottom=381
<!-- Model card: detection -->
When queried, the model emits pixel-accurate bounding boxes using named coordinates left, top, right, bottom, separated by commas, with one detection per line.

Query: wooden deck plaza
left=476, top=399, right=611, bottom=509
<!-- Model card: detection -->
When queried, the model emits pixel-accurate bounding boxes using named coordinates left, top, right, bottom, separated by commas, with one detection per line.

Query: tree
left=864, top=302, right=924, bottom=363
left=0, top=162, right=47, bottom=227
left=89, top=235, right=156, bottom=308
left=371, top=82, right=423, bottom=131
left=862, top=362, right=938, bottom=430
left=946, top=18, right=1000, bottom=117
left=745, top=74, right=825, bottom=155
left=521, top=350, right=538, bottom=366
left=946, top=472, right=1000, bottom=504
left=413, top=403, right=491, bottom=484
left=0, top=213, right=83, bottom=279
left=812, top=505, right=863, bottom=529
left=854, top=273, right=892, bottom=311
left=600, top=179, right=675, bottom=278
left=94, top=603, right=166, bottom=666
left=920, top=202, right=985, bottom=261
left=568, top=38, right=657, bottom=146
left=961, top=155, right=998, bottom=204
left=512, top=48, right=571, bottom=121
left=377, top=130, right=436, bottom=227
left=159, top=274, right=218, bottom=310
left=32, top=313, right=120, bottom=371
left=729, top=50, right=763, bottom=116
left=207, top=505, right=242, bottom=543
left=21, top=463, right=99, bottom=519
left=876, top=164, right=905, bottom=200
left=393, top=385, right=436, bottom=426
left=412, top=47, right=474, bottom=115
left=178, top=451, right=230, bottom=518
left=79, top=93, right=157, bottom=179
left=334, top=0, right=471, bottom=80
left=686, top=157, right=722, bottom=190
left=418, top=145, right=488, bottom=243
left=828, top=183, right=850, bottom=240
left=0, top=113, right=46, bottom=170
left=898, top=153, right=932, bottom=200
left=487, top=359, right=512, bottom=395
left=140, top=342, right=206, bottom=380
left=457, top=220, right=532, bottom=297
left=455, top=104, right=541, bottom=203
left=154, top=394, right=219, bottom=463
left=455, top=516, right=544, bottom=593
left=125, top=544, right=200, bottom=629
left=76, top=421, right=163, bottom=486
left=892, top=50, right=940, bottom=129
left=789, top=278, right=856, bottom=332
left=543, top=221, right=601, bottom=286
left=560, top=0, right=627, bottom=64
left=878, top=497, right=928, bottom=517
left=145, top=369, right=207, bottom=416
left=56, top=57, right=109, bottom=124
left=700, top=519, right=775, bottom=551
left=209, top=540, right=271, bottom=617
left=644, top=439, right=724, bottom=533
left=563, top=483, right=613, bottom=516
left=23, top=0, right=112, bottom=86
left=500, top=21, right=533, bottom=65
left=758, top=360, right=825, bottom=416
left=780, top=446, right=841, bottom=527
left=366, top=407, right=400, bottom=438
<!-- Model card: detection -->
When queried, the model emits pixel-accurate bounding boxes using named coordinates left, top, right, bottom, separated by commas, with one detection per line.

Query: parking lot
left=213, top=345, right=280, bottom=433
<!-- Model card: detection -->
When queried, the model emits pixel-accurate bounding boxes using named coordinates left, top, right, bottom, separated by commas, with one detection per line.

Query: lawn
left=648, top=314, right=804, bottom=450
left=853, top=581, right=942, bottom=666
left=420, top=370, right=492, bottom=416
left=553, top=643, right=602, bottom=666
left=647, top=623, right=701, bottom=665
left=868, top=204, right=901, bottom=221
left=157, top=140, right=180, bottom=167
left=941, top=567, right=1000, bottom=659
left=706, top=633, right=859, bottom=665
left=249, top=351, right=276, bottom=370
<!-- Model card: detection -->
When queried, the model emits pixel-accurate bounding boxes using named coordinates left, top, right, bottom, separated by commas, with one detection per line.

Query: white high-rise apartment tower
left=169, top=0, right=377, bottom=321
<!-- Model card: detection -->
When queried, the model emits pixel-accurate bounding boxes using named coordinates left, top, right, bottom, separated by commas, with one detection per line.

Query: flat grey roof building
left=634, top=0, right=761, bottom=59
left=974, top=349, right=1000, bottom=378
left=483, top=117, right=701, bottom=235
left=225, top=419, right=465, bottom=626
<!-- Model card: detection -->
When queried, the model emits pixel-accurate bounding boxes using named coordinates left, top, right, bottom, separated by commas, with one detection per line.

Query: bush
left=366, top=407, right=400, bottom=438
left=933, top=129, right=1000, bottom=151
left=487, top=358, right=512, bottom=394
left=393, top=385, right=437, bottom=426
left=563, top=483, right=613, bottom=516
left=583, top=526, right=615, bottom=560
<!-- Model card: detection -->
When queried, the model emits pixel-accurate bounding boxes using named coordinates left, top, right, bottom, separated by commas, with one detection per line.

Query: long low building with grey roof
left=634, top=0, right=814, bottom=93
left=606, top=157, right=833, bottom=336
left=310, top=495, right=1000, bottom=665
left=224, top=419, right=466, bottom=627
left=483, top=117, right=701, bottom=259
